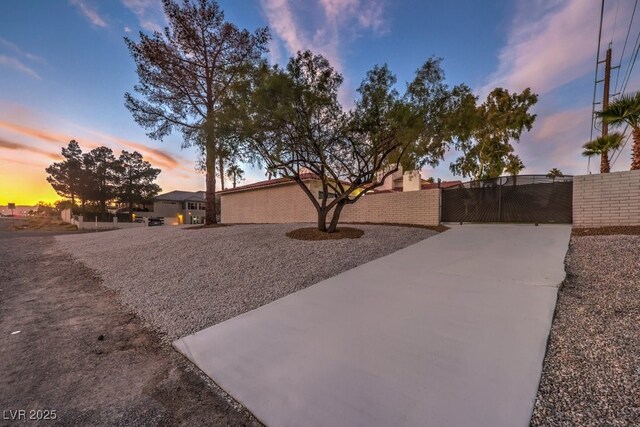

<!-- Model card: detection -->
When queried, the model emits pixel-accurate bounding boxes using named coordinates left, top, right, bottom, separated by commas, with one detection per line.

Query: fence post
left=498, top=180, right=502, bottom=222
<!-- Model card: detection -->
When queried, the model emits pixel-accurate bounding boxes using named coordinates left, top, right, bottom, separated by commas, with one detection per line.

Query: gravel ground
left=1, top=236, right=259, bottom=426
left=55, top=223, right=436, bottom=341
left=531, top=235, right=640, bottom=426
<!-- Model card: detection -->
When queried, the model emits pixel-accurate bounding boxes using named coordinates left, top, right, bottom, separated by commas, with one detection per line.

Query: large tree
left=125, top=0, right=269, bottom=223
left=582, top=132, right=624, bottom=173
left=240, top=51, right=423, bottom=232
left=83, top=147, right=119, bottom=220
left=598, top=92, right=640, bottom=170
left=450, top=88, right=538, bottom=179
left=116, top=150, right=162, bottom=219
left=45, top=140, right=84, bottom=206
left=402, top=58, right=477, bottom=170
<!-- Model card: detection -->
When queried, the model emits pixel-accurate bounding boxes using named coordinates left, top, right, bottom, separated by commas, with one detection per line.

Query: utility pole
left=595, top=44, right=616, bottom=172
left=602, top=45, right=612, bottom=138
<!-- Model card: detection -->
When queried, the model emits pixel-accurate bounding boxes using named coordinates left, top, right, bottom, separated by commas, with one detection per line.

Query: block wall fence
left=221, top=183, right=441, bottom=227
left=573, top=170, right=640, bottom=227
left=221, top=171, right=640, bottom=228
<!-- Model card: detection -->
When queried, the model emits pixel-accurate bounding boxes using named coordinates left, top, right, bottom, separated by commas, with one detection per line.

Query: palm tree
left=582, top=132, right=624, bottom=173
left=226, top=164, right=245, bottom=188
left=504, top=154, right=524, bottom=185
left=598, top=92, right=640, bottom=170
left=546, top=168, right=564, bottom=182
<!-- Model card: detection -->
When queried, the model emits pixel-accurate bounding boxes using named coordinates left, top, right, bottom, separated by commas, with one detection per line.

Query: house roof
left=220, top=173, right=321, bottom=195
left=421, top=181, right=462, bottom=190
left=155, top=190, right=206, bottom=202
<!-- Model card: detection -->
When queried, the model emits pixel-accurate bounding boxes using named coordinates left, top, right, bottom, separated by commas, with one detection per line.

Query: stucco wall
left=221, top=181, right=441, bottom=226
left=153, top=200, right=182, bottom=218
left=573, top=170, right=640, bottom=227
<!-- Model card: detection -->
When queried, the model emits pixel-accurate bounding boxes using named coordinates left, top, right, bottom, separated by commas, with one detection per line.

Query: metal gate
left=441, top=175, right=573, bottom=223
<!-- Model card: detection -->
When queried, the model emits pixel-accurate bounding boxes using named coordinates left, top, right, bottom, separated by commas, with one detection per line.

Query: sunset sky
left=0, top=0, right=635, bottom=205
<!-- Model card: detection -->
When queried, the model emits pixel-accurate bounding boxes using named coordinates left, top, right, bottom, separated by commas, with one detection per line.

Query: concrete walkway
left=174, top=224, right=571, bottom=427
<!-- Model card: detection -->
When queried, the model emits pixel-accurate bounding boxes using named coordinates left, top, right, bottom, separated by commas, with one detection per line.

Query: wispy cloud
left=70, top=0, right=108, bottom=28
left=481, top=0, right=627, bottom=95
left=0, top=55, right=41, bottom=79
left=260, top=0, right=387, bottom=106
left=472, top=0, right=637, bottom=176
left=0, top=37, right=45, bottom=63
left=260, top=0, right=388, bottom=68
left=0, top=118, right=186, bottom=171
left=0, top=138, right=61, bottom=161
left=319, top=0, right=387, bottom=33
left=121, top=0, right=166, bottom=33
left=0, top=120, right=68, bottom=144
left=261, top=0, right=307, bottom=55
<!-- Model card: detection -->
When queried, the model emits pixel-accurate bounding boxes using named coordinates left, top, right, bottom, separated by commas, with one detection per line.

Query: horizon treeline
left=45, top=140, right=161, bottom=220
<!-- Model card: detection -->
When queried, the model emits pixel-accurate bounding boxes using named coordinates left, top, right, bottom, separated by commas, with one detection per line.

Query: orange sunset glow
left=0, top=104, right=204, bottom=206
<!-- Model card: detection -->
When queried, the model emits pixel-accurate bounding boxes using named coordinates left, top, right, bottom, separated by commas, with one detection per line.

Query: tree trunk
left=233, top=175, right=237, bottom=188
left=205, top=146, right=218, bottom=224
left=600, top=151, right=611, bottom=173
left=327, top=201, right=346, bottom=233
left=219, top=156, right=225, bottom=191
left=632, top=128, right=640, bottom=171
left=317, top=207, right=328, bottom=232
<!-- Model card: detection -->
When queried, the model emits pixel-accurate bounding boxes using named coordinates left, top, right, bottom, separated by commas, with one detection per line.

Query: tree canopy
left=45, top=140, right=84, bottom=206
left=598, top=92, right=640, bottom=170
left=582, top=132, right=624, bottom=173
left=449, top=88, right=538, bottom=179
left=125, top=0, right=269, bottom=223
left=238, top=51, right=424, bottom=232
left=116, top=150, right=162, bottom=218
left=45, top=141, right=162, bottom=220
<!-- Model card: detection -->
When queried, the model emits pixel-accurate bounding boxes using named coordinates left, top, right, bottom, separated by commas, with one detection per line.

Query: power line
left=611, top=0, right=621, bottom=44
left=610, top=126, right=631, bottom=167
left=620, top=29, right=640, bottom=96
left=613, top=0, right=638, bottom=93
left=589, top=0, right=607, bottom=173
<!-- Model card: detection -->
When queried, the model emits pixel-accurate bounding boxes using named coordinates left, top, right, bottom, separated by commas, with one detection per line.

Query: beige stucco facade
left=221, top=180, right=441, bottom=226
left=153, top=200, right=207, bottom=225
left=573, top=170, right=640, bottom=227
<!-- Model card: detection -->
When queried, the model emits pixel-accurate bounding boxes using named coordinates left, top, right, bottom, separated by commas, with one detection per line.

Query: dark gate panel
left=441, top=175, right=573, bottom=223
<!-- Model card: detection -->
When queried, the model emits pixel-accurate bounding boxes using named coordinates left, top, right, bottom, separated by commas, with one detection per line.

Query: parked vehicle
left=148, top=217, right=164, bottom=226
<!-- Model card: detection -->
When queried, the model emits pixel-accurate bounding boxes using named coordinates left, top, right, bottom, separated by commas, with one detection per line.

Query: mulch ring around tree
left=286, top=227, right=365, bottom=241
left=184, top=224, right=230, bottom=230
left=345, top=222, right=450, bottom=233
left=572, top=225, right=640, bottom=236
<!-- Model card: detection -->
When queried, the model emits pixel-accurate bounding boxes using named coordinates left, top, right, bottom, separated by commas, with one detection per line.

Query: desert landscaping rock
left=531, top=235, right=640, bottom=426
left=55, top=223, right=436, bottom=341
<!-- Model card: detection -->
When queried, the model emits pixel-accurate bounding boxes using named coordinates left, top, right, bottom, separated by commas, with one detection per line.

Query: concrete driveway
left=174, top=224, right=571, bottom=427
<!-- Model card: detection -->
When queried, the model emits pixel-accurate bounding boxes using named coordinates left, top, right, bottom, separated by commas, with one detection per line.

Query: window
left=187, top=202, right=198, bottom=210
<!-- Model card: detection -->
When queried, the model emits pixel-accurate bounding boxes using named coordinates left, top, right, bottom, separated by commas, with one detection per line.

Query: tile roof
left=421, top=181, right=462, bottom=190
left=220, top=173, right=321, bottom=194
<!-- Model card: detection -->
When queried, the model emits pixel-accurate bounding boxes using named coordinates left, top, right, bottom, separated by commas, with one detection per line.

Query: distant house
left=152, top=190, right=207, bottom=225
left=372, top=166, right=461, bottom=193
